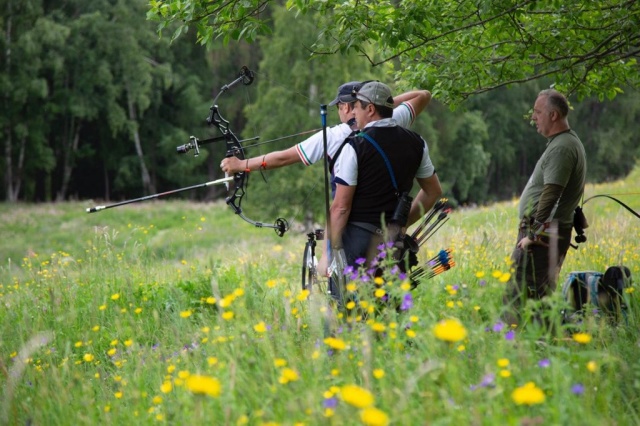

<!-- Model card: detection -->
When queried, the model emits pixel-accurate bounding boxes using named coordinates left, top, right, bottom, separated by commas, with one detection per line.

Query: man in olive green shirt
left=503, top=89, right=587, bottom=326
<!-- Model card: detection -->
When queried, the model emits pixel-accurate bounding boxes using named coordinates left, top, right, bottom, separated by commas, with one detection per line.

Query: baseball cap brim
left=328, top=94, right=354, bottom=106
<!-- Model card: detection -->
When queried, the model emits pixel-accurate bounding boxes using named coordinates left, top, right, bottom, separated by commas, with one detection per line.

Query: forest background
left=2, top=0, right=639, bottom=225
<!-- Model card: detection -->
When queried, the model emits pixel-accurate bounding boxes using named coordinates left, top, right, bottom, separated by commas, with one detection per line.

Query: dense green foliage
left=149, top=0, right=640, bottom=105
left=1, top=167, right=639, bottom=424
left=2, top=0, right=640, bottom=221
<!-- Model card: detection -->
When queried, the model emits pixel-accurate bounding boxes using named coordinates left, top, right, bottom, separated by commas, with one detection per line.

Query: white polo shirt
left=295, top=102, right=418, bottom=165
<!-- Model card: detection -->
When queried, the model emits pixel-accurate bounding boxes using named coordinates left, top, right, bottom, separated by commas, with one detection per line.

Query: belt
left=350, top=221, right=384, bottom=236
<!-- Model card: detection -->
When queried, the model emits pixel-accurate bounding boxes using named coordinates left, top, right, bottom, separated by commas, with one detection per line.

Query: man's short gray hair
left=539, top=89, right=569, bottom=118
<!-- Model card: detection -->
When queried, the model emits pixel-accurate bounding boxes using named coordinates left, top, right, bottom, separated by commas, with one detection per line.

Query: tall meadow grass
left=1, top=167, right=639, bottom=425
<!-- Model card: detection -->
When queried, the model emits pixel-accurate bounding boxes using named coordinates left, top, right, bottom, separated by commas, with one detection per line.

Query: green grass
left=1, top=167, right=639, bottom=425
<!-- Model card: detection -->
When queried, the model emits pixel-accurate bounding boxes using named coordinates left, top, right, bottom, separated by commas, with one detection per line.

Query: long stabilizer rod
left=86, top=176, right=234, bottom=213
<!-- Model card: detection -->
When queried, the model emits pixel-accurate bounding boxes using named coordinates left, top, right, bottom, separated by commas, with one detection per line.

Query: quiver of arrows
left=396, top=198, right=455, bottom=288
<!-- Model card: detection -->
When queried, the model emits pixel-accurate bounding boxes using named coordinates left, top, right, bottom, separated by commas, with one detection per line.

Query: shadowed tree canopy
left=148, top=0, right=640, bottom=105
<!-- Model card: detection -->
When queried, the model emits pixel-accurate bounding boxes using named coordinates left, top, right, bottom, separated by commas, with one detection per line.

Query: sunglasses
left=350, top=79, right=379, bottom=104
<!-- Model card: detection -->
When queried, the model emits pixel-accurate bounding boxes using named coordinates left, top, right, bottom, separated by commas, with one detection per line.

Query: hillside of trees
left=2, top=0, right=639, bottom=222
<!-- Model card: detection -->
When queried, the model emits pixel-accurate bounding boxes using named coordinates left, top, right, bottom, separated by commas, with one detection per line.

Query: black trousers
left=502, top=221, right=573, bottom=326
left=329, top=222, right=385, bottom=302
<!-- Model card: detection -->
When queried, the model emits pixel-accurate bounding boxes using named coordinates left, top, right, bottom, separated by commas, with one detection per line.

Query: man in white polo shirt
left=329, top=81, right=442, bottom=301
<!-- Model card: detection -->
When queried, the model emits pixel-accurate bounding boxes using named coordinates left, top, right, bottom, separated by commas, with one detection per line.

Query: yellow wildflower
left=572, top=333, right=592, bottom=344
left=278, top=368, right=299, bottom=384
left=511, top=382, right=545, bottom=405
left=340, top=384, right=375, bottom=408
left=323, top=337, right=347, bottom=351
left=160, top=381, right=172, bottom=394
left=185, top=375, right=222, bottom=397
left=359, top=407, right=389, bottom=426
left=371, top=323, right=386, bottom=333
left=254, top=321, right=268, bottom=333
left=433, top=318, right=467, bottom=342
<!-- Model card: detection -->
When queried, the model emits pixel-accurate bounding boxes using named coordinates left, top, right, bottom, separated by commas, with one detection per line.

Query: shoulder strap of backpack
left=357, top=131, right=399, bottom=194
left=328, top=129, right=360, bottom=173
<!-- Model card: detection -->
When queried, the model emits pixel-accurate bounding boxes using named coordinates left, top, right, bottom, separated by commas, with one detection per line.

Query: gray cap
left=354, top=81, right=394, bottom=108
left=328, top=81, right=361, bottom=106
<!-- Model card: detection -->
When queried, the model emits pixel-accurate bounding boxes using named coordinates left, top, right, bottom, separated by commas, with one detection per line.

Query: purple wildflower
left=505, top=330, right=515, bottom=340
left=400, top=293, right=414, bottom=311
left=355, top=257, right=367, bottom=266
left=398, top=272, right=407, bottom=281
left=492, top=322, right=505, bottom=332
left=480, top=374, right=495, bottom=387
left=323, top=397, right=338, bottom=408
left=538, top=358, right=551, bottom=368
left=571, top=383, right=585, bottom=395
left=470, top=373, right=495, bottom=391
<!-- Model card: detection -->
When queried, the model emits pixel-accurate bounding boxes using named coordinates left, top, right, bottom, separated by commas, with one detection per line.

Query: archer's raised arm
left=393, top=90, right=432, bottom=118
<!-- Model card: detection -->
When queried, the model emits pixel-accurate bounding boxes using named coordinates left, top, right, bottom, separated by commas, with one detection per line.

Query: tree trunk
left=11, top=134, right=26, bottom=200
left=56, top=121, right=81, bottom=201
left=126, top=86, right=155, bottom=195
left=3, top=4, right=15, bottom=201
left=4, top=129, right=16, bottom=201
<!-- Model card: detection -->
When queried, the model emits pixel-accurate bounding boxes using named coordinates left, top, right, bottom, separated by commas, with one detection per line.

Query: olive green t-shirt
left=518, top=130, right=587, bottom=227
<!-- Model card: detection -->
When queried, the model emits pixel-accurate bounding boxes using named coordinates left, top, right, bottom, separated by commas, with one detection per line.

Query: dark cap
left=328, top=81, right=361, bottom=106
left=354, top=81, right=394, bottom=108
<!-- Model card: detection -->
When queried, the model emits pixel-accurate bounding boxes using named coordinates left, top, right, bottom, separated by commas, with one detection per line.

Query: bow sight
left=87, top=66, right=289, bottom=237
left=176, top=134, right=259, bottom=157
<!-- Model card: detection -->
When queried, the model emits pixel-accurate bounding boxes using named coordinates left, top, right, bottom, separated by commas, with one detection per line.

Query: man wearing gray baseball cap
left=328, top=81, right=442, bottom=301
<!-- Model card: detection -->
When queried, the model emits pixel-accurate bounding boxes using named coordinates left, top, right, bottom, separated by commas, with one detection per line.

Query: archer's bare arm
left=223, top=146, right=301, bottom=174
left=393, top=90, right=432, bottom=117
left=407, top=174, right=443, bottom=227
left=329, top=184, right=355, bottom=249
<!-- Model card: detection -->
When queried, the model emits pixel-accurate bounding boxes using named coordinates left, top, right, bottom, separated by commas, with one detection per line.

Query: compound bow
left=178, top=66, right=289, bottom=237
left=88, top=66, right=289, bottom=237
